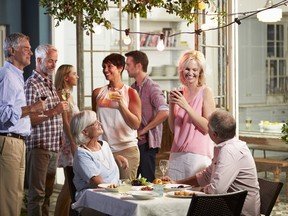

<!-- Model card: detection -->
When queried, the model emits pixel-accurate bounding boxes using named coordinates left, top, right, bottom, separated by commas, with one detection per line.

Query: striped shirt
left=24, top=70, right=63, bottom=152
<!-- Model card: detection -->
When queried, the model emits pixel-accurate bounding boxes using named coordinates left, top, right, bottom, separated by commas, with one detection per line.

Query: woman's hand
left=115, top=155, right=129, bottom=170
left=169, top=91, right=190, bottom=111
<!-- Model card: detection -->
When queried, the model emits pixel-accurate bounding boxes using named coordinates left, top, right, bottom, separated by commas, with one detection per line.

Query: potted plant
left=281, top=121, right=288, bottom=144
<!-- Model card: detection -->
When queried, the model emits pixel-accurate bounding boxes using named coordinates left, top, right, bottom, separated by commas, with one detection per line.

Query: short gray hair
left=34, top=44, right=57, bottom=65
left=3, top=32, right=30, bottom=58
left=209, top=110, right=236, bottom=140
left=70, top=110, right=97, bottom=146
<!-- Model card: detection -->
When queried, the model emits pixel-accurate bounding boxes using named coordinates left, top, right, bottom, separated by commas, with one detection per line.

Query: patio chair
left=65, top=166, right=79, bottom=216
left=258, top=178, right=283, bottom=216
left=186, top=190, right=248, bottom=216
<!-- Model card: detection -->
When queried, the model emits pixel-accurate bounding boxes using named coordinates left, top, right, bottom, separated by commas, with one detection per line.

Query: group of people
left=0, top=32, right=261, bottom=216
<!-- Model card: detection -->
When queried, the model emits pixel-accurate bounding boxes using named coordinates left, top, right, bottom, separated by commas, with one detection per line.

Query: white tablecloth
left=72, top=189, right=192, bottom=216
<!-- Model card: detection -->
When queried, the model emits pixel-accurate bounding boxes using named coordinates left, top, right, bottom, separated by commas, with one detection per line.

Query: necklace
left=81, top=143, right=110, bottom=170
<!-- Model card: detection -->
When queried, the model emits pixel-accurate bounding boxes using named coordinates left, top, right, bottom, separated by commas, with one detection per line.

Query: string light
left=156, top=34, right=165, bottom=51
left=123, top=28, right=132, bottom=45
left=92, top=0, right=288, bottom=51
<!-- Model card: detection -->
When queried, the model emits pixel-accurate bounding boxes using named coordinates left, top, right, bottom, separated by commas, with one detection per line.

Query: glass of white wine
left=159, top=159, right=169, bottom=177
left=118, top=179, right=131, bottom=195
left=62, top=89, right=70, bottom=101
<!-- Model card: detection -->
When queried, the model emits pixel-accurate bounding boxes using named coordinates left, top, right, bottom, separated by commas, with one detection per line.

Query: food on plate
left=141, top=186, right=153, bottom=191
left=107, top=184, right=118, bottom=189
left=131, top=177, right=150, bottom=186
left=174, top=191, right=194, bottom=196
left=153, top=178, right=170, bottom=184
left=153, top=178, right=162, bottom=184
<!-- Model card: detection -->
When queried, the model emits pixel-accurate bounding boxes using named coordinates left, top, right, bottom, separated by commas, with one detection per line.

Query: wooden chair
left=186, top=190, right=248, bottom=216
left=258, top=178, right=283, bottom=216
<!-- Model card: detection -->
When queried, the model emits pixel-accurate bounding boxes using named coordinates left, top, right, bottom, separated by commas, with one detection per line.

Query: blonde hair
left=54, top=64, right=74, bottom=91
left=178, top=50, right=206, bottom=86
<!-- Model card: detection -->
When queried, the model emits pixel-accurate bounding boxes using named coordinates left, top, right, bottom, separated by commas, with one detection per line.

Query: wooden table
left=248, top=143, right=288, bottom=158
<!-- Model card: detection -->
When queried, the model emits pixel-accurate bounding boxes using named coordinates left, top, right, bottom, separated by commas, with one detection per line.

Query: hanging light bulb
left=257, top=0, right=282, bottom=23
left=157, top=34, right=165, bottom=51
left=123, top=29, right=132, bottom=45
left=198, top=1, right=206, bottom=10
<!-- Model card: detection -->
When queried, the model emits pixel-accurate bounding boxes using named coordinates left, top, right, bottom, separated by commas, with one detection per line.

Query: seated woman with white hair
left=70, top=110, right=128, bottom=200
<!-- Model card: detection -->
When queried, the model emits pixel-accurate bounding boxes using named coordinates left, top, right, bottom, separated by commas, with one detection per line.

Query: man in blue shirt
left=0, top=32, right=45, bottom=216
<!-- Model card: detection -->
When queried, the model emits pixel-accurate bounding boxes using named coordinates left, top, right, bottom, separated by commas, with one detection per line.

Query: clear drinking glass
left=159, top=159, right=169, bottom=177
left=118, top=179, right=131, bottom=195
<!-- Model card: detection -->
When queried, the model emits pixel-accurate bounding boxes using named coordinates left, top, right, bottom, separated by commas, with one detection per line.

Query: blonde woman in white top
left=54, top=64, right=79, bottom=216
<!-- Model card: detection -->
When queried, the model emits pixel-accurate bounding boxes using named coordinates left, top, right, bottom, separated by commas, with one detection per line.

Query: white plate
left=131, top=184, right=153, bottom=191
left=98, top=183, right=119, bottom=192
left=163, top=184, right=192, bottom=191
left=130, top=191, right=158, bottom=200
left=166, top=191, right=205, bottom=198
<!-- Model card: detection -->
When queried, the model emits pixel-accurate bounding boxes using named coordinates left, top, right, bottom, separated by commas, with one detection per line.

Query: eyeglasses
left=86, top=120, right=102, bottom=129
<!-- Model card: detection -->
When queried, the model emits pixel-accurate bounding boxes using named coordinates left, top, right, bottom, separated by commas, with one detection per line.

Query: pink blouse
left=171, top=85, right=213, bottom=159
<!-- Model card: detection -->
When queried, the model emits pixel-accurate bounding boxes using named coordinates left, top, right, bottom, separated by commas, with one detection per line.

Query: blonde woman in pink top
left=168, top=50, right=216, bottom=180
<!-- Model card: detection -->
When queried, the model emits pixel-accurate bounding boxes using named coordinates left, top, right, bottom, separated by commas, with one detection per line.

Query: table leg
left=273, top=167, right=281, bottom=203
left=286, top=171, right=288, bottom=201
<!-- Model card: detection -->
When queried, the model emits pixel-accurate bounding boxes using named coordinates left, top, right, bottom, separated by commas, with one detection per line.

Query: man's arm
left=138, top=110, right=168, bottom=137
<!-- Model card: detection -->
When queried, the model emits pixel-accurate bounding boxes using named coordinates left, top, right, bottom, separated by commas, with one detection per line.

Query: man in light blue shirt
left=0, top=32, right=45, bottom=216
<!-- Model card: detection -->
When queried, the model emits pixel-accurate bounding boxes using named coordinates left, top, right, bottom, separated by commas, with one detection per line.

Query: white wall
left=238, top=0, right=288, bottom=12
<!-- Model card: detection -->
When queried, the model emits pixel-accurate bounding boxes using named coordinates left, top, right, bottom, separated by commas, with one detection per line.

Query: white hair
left=70, top=110, right=97, bottom=146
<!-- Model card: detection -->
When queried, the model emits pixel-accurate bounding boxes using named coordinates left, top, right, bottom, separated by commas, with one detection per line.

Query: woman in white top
left=54, top=64, right=80, bottom=216
left=92, top=53, right=141, bottom=180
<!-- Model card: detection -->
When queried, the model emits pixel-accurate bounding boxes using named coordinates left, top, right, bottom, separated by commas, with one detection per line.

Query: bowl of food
left=259, top=121, right=284, bottom=133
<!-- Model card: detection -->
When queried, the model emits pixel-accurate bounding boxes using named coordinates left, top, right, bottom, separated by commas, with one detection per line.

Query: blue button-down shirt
left=0, top=61, right=31, bottom=136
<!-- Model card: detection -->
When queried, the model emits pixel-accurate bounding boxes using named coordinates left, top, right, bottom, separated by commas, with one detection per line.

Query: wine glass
left=61, top=89, right=70, bottom=101
left=118, top=179, right=131, bottom=195
left=38, top=96, right=48, bottom=117
left=159, top=159, right=169, bottom=177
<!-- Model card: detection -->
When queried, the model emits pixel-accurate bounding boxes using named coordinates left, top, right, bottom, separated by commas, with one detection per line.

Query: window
left=238, top=18, right=288, bottom=133
left=266, top=24, right=288, bottom=96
